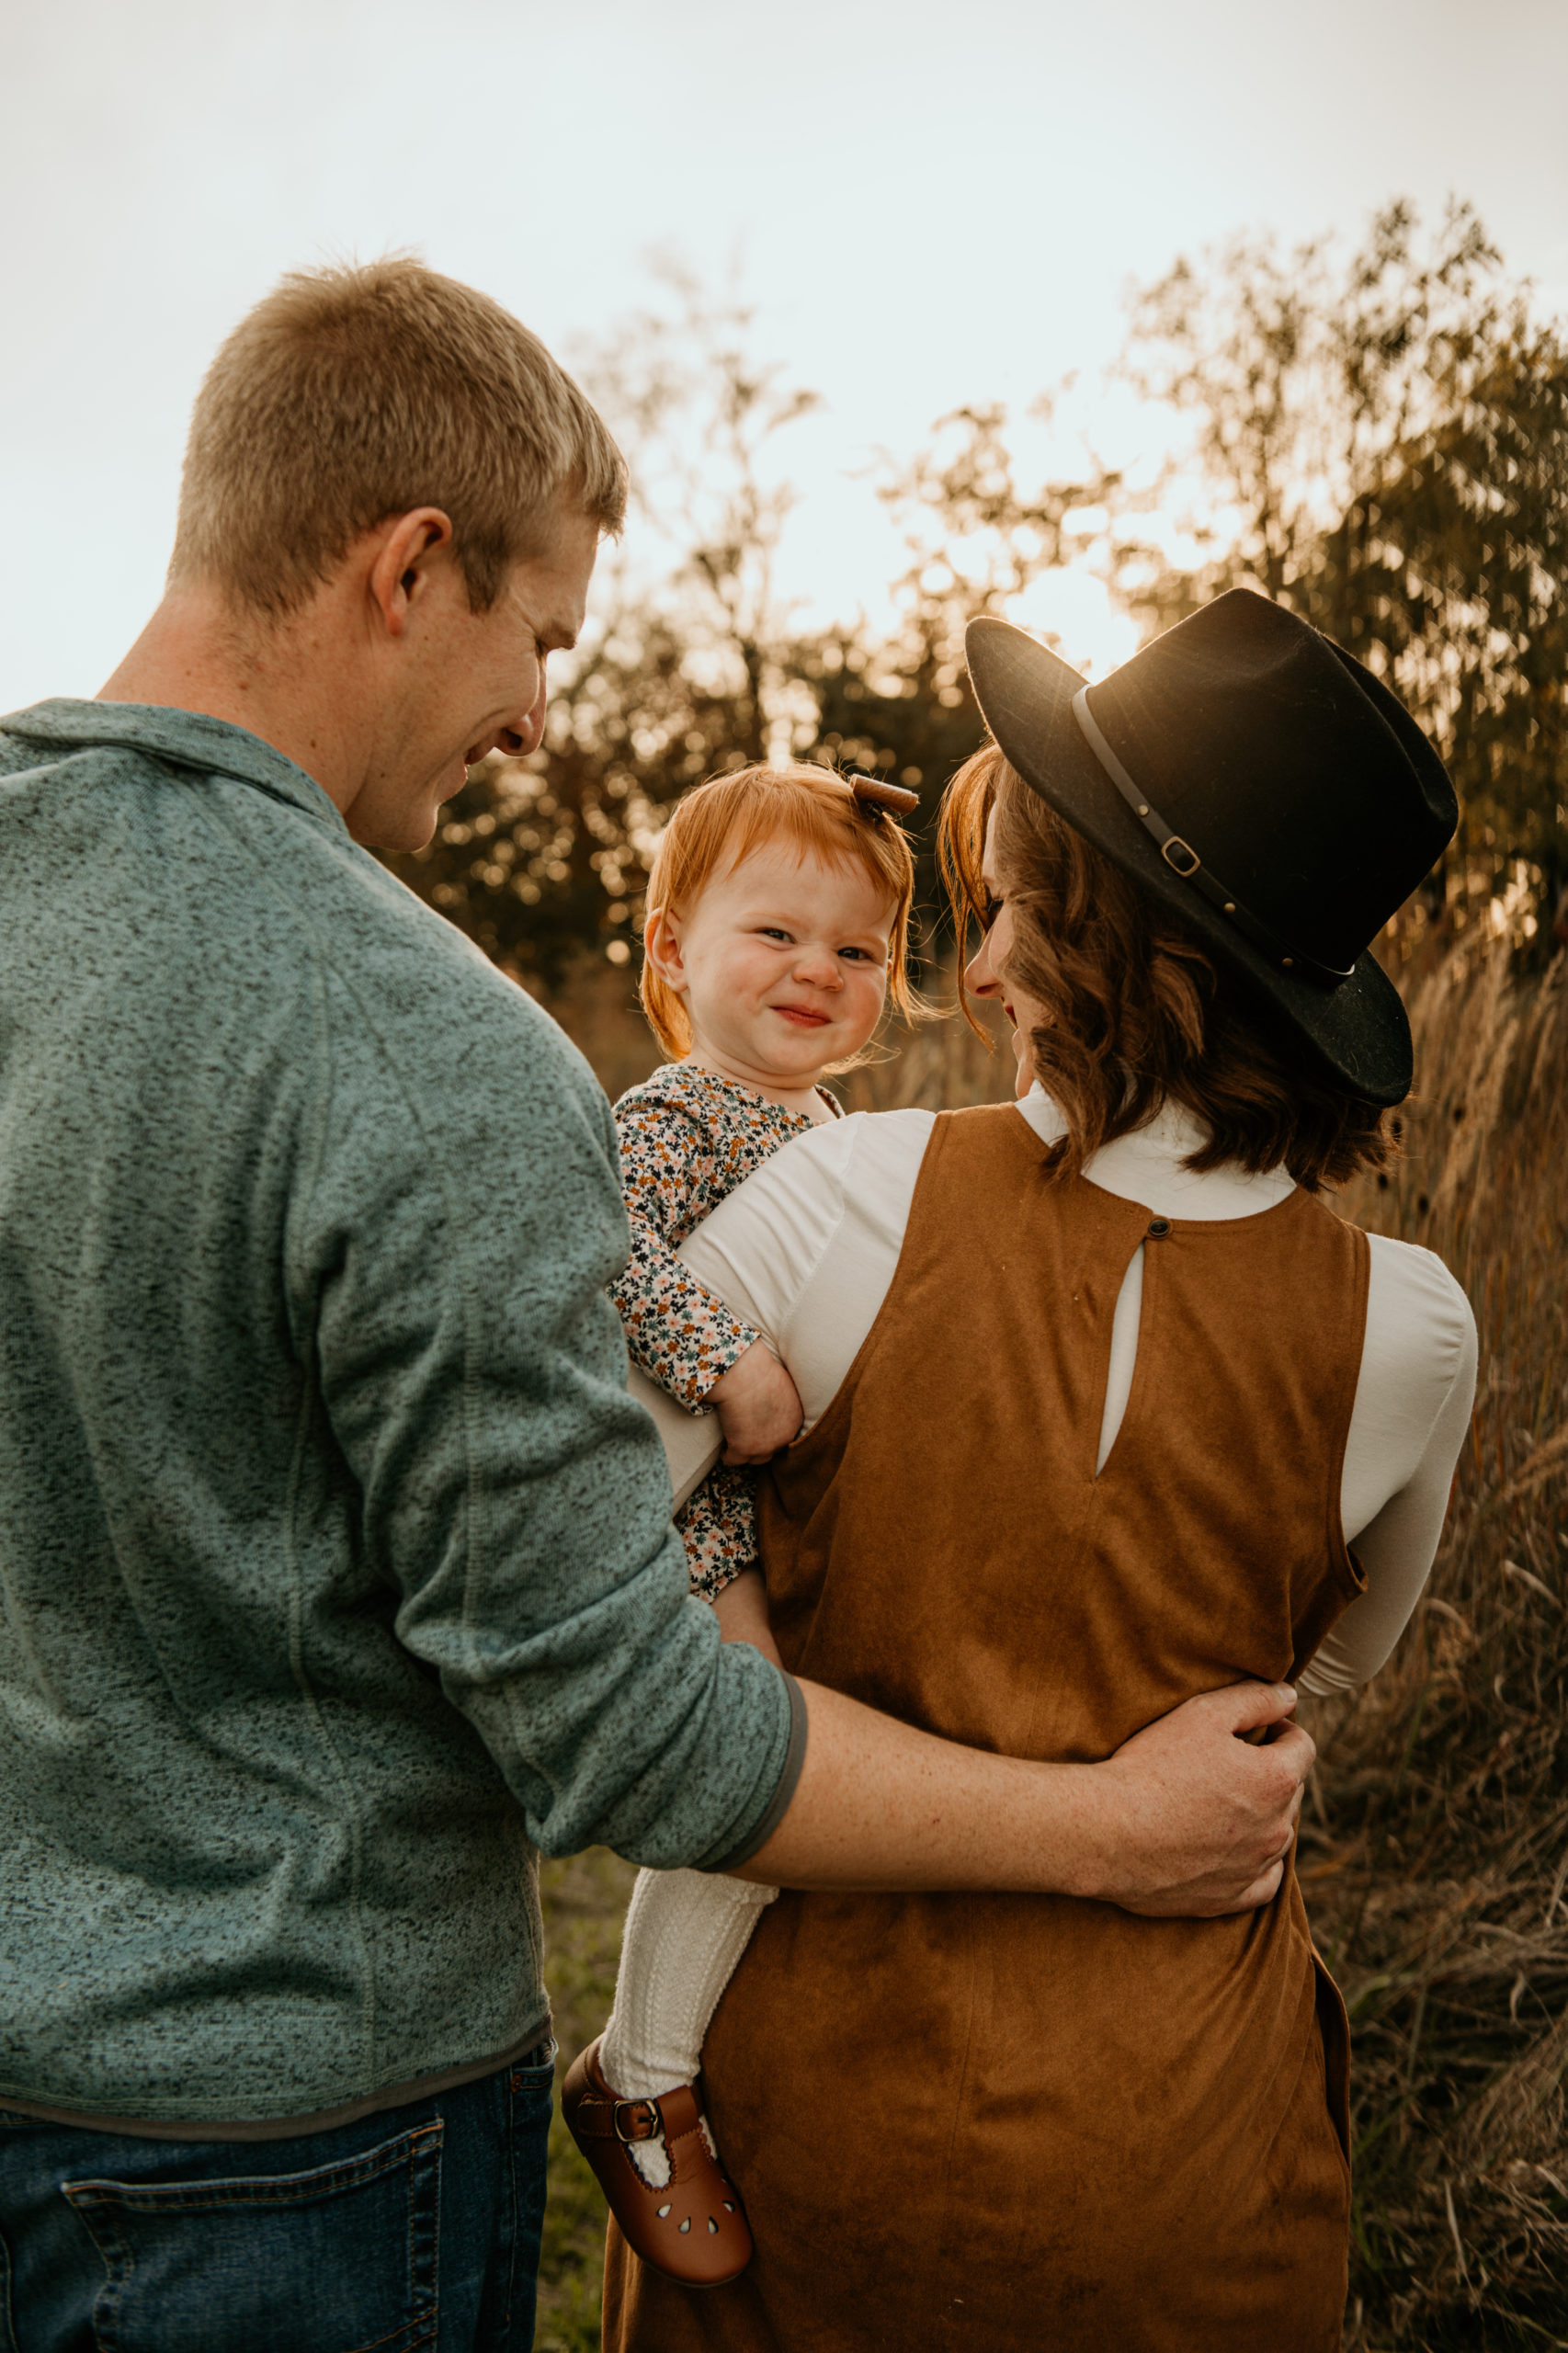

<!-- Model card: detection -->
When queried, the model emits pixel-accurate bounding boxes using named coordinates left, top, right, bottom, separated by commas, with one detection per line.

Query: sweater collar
left=0, top=699, right=349, bottom=834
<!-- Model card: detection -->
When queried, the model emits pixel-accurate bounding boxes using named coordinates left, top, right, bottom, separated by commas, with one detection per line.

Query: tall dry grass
left=1308, top=942, right=1568, bottom=2350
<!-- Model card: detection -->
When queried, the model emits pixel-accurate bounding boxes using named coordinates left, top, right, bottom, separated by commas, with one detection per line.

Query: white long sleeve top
left=632, top=1087, right=1477, bottom=1697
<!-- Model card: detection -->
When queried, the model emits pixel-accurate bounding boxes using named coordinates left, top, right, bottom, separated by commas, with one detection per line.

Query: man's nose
left=494, top=670, right=550, bottom=761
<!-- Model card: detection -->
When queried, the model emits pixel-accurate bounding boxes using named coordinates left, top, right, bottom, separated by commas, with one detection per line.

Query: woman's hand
left=1083, top=1683, right=1314, bottom=1918
left=708, top=1340, right=804, bottom=1465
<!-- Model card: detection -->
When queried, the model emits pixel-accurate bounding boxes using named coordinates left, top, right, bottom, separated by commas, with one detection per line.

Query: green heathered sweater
left=0, top=700, right=795, bottom=2126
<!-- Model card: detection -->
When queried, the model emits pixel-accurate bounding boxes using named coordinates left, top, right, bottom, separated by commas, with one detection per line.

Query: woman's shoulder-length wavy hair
left=937, top=741, right=1395, bottom=1192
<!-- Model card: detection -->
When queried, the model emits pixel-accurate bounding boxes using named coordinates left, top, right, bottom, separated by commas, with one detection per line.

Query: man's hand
left=708, top=1340, right=803, bottom=1465
left=736, top=1677, right=1312, bottom=1912
left=1082, top=1683, right=1313, bottom=1918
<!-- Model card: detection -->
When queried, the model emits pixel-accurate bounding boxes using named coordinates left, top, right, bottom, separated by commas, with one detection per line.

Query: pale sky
left=4, top=0, right=1566, bottom=707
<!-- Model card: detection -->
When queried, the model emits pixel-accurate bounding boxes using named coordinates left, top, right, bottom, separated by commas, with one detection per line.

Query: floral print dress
left=611, top=1063, right=842, bottom=1601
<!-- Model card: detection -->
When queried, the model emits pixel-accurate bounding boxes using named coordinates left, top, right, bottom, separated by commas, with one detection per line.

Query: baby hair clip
left=848, top=772, right=920, bottom=820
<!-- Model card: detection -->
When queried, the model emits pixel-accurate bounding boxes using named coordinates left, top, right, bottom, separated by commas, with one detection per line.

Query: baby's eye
left=756, top=926, right=793, bottom=943
left=837, top=946, right=881, bottom=963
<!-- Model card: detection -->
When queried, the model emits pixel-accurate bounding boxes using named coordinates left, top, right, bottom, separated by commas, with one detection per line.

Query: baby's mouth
left=773, top=1006, right=830, bottom=1028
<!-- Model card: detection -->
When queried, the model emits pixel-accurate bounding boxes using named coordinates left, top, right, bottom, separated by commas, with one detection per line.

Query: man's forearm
left=732, top=1677, right=1312, bottom=1920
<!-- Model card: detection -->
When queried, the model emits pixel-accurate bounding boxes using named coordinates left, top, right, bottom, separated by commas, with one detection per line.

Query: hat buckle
left=1071, top=688, right=1353, bottom=989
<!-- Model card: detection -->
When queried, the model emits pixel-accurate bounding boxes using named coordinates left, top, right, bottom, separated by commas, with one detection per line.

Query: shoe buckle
left=613, top=2097, right=661, bottom=2145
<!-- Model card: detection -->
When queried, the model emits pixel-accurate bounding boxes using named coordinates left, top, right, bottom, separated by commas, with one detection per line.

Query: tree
left=1115, top=200, right=1568, bottom=892
left=390, top=204, right=1568, bottom=986
left=789, top=402, right=1109, bottom=938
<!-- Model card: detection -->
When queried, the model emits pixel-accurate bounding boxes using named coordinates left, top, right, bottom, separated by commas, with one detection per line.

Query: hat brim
left=965, top=616, right=1414, bottom=1107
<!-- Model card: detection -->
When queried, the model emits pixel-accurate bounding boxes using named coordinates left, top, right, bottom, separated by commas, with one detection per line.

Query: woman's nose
left=964, top=937, right=998, bottom=999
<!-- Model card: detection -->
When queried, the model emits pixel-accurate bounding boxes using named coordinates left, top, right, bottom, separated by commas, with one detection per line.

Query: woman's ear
left=642, top=906, right=688, bottom=993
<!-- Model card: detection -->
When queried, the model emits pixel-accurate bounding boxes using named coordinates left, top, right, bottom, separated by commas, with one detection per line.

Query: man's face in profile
left=347, top=500, right=600, bottom=855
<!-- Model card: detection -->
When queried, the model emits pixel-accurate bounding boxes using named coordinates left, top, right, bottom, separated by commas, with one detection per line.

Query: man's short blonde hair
left=169, top=256, right=628, bottom=617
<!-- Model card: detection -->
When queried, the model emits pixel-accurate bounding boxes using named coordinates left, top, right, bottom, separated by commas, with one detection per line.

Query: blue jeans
left=0, top=2042, right=554, bottom=2352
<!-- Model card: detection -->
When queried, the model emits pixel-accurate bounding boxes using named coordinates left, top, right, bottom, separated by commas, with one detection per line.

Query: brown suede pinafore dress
left=604, top=1103, right=1367, bottom=2352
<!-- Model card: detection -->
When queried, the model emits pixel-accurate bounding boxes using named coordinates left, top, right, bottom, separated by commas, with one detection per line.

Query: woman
left=603, top=590, right=1477, bottom=2350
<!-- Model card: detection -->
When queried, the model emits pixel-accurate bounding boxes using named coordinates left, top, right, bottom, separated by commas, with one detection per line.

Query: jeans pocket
left=508, top=2037, right=557, bottom=2090
left=62, top=2118, right=442, bottom=2353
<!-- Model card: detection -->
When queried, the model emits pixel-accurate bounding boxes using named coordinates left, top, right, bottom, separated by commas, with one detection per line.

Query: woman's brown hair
left=937, top=742, right=1395, bottom=1191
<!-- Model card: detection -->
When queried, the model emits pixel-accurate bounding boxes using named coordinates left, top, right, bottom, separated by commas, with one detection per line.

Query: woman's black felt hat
left=964, top=589, right=1458, bottom=1107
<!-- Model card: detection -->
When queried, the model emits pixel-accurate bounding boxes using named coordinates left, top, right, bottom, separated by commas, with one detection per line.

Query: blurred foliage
left=924, top=200, right=1568, bottom=896
left=1119, top=198, right=1568, bottom=888
left=386, top=199, right=1568, bottom=984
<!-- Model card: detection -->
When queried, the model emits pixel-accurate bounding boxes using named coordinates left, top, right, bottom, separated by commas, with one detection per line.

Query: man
left=0, top=258, right=1311, bottom=2346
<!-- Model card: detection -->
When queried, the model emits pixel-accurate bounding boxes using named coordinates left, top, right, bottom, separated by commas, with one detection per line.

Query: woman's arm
left=625, top=1112, right=888, bottom=1508
left=1301, top=1242, right=1478, bottom=1696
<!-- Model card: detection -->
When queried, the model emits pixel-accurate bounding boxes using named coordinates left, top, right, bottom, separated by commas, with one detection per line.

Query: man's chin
left=409, top=765, right=470, bottom=849
left=346, top=795, right=444, bottom=857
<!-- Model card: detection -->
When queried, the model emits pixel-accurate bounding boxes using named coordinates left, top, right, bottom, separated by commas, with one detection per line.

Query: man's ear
left=642, top=907, right=688, bottom=991
left=367, top=508, right=456, bottom=639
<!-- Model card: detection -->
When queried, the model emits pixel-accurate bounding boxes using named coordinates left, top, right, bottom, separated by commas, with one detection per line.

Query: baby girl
left=562, top=759, right=918, bottom=2284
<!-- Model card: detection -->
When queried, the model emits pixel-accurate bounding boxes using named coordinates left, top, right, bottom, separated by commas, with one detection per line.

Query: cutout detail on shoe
left=678, top=2218, right=691, bottom=2234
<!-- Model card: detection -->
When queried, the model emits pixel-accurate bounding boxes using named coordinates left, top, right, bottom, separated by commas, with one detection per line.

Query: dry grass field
left=1310, top=938, right=1568, bottom=2349
left=533, top=943, right=1568, bottom=2353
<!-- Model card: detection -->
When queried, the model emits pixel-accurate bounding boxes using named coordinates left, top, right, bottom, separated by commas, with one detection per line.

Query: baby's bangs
left=718, top=779, right=910, bottom=908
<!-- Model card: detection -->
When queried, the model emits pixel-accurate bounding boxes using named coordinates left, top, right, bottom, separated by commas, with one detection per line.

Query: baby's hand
left=708, top=1340, right=803, bottom=1465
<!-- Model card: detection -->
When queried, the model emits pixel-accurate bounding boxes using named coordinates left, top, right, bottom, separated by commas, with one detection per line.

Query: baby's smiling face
left=647, top=842, right=895, bottom=1102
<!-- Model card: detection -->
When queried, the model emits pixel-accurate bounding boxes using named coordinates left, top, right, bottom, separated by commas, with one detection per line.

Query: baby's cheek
left=847, top=971, right=889, bottom=1035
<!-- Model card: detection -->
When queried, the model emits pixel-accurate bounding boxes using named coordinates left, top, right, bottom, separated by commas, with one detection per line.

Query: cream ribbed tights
left=599, top=1866, right=779, bottom=2103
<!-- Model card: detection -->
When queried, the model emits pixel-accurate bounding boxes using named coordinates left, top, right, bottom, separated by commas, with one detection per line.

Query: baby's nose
left=794, top=945, right=841, bottom=985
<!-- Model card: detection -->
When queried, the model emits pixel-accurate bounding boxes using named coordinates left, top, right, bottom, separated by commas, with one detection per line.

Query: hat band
left=1071, top=688, right=1355, bottom=989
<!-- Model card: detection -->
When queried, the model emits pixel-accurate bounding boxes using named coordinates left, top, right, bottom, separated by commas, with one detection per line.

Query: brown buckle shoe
left=561, top=2035, right=753, bottom=2286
